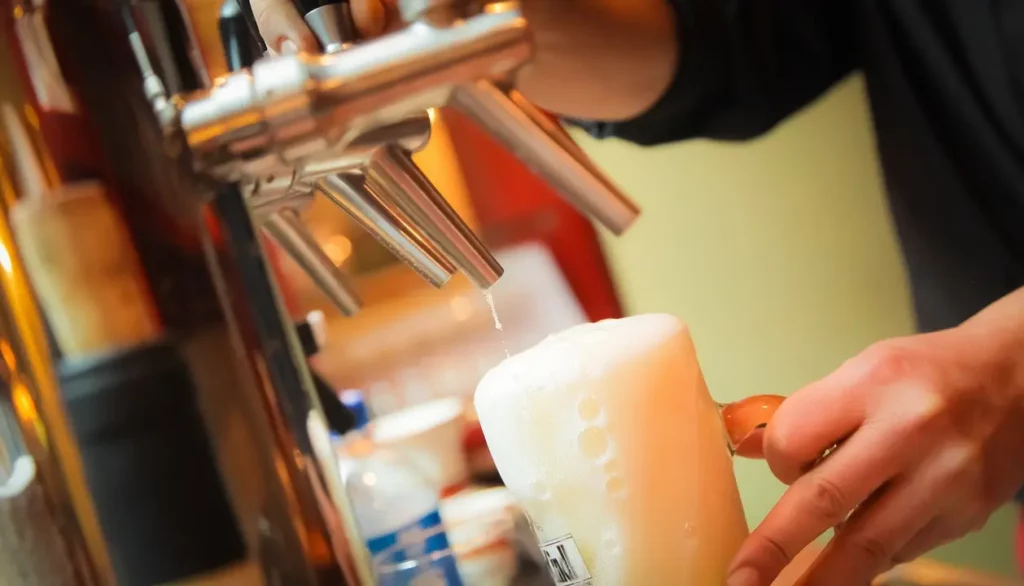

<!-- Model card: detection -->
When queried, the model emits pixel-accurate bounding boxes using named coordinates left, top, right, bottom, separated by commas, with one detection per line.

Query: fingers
left=251, top=0, right=318, bottom=53
left=765, top=341, right=921, bottom=485
left=798, top=441, right=973, bottom=585
left=799, top=477, right=939, bottom=584
left=728, top=425, right=908, bottom=585
left=764, top=367, right=865, bottom=485
left=251, top=0, right=389, bottom=53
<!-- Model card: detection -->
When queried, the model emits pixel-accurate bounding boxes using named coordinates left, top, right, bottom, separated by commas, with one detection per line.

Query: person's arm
left=250, top=0, right=857, bottom=145
left=555, top=0, right=859, bottom=147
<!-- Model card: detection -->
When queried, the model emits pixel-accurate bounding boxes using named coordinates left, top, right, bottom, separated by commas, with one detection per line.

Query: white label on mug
left=539, top=535, right=593, bottom=586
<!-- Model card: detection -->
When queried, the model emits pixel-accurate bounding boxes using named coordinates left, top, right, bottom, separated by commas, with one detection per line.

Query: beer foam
left=477, top=313, right=687, bottom=399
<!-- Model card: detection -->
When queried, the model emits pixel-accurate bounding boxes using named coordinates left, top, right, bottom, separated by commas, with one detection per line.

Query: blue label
left=367, top=509, right=464, bottom=586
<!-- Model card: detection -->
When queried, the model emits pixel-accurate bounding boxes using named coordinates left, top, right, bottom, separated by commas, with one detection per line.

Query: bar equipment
left=0, top=0, right=642, bottom=583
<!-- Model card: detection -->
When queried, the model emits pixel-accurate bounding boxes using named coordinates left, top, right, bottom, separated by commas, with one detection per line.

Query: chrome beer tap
left=172, top=1, right=556, bottom=294
left=219, top=0, right=363, bottom=316
left=397, top=0, right=641, bottom=235
left=226, top=0, right=503, bottom=291
left=184, top=0, right=640, bottom=239
left=294, top=0, right=504, bottom=289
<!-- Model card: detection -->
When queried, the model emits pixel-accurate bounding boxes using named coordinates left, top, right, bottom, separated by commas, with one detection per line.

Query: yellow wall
left=574, top=75, right=1019, bottom=576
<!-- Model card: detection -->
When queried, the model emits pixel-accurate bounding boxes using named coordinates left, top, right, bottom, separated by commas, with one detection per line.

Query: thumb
left=250, top=0, right=318, bottom=54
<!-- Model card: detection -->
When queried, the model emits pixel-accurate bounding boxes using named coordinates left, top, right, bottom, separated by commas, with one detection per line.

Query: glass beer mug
left=474, top=314, right=786, bottom=585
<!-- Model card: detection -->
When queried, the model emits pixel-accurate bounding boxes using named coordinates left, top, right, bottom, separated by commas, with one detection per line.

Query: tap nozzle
left=263, top=209, right=362, bottom=316
left=365, top=144, right=502, bottom=288
left=317, top=174, right=456, bottom=287
left=450, top=81, right=640, bottom=235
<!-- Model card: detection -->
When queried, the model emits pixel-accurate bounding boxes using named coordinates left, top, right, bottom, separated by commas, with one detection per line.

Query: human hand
left=249, top=0, right=392, bottom=54
left=728, top=287, right=1024, bottom=586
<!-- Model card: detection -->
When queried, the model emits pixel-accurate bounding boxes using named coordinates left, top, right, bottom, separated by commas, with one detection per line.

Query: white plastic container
left=371, top=397, right=469, bottom=495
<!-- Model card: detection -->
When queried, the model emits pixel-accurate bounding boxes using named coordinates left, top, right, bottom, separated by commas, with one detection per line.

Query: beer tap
left=397, top=0, right=641, bottom=235
left=232, top=0, right=503, bottom=290
left=176, top=0, right=640, bottom=290
left=219, top=0, right=362, bottom=316
left=219, top=0, right=457, bottom=295
left=297, top=0, right=503, bottom=288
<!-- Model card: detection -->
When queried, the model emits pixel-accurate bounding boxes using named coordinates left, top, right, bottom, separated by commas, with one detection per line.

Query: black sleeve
left=573, top=0, right=859, bottom=146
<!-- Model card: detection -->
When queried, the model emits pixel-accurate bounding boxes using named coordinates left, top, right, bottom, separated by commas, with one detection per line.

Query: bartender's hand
left=728, top=287, right=1024, bottom=586
left=249, top=0, right=390, bottom=53
left=247, top=0, right=679, bottom=121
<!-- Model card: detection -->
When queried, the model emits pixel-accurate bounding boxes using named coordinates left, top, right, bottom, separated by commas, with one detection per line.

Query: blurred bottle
left=334, top=391, right=464, bottom=586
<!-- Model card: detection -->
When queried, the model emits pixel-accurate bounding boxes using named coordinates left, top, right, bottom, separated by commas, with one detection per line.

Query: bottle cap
left=340, top=389, right=369, bottom=430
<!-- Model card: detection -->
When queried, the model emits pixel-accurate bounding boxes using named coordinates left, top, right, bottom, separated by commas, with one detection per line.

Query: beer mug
left=474, top=314, right=785, bottom=585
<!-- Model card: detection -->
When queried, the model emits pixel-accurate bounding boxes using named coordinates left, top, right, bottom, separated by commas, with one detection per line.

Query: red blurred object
left=262, top=239, right=302, bottom=318
left=442, top=108, right=625, bottom=322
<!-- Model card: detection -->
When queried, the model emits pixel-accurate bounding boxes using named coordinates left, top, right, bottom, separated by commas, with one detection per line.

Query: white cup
left=371, top=397, right=469, bottom=494
left=441, top=487, right=519, bottom=586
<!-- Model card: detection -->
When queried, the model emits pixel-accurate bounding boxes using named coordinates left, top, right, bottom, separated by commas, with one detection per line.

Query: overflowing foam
left=475, top=314, right=749, bottom=584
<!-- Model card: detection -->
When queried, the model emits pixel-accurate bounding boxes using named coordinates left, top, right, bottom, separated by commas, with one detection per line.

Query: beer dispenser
left=0, top=0, right=639, bottom=583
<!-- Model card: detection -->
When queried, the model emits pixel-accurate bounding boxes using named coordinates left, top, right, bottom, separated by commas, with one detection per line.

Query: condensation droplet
left=577, top=395, right=602, bottom=422
left=603, top=460, right=620, bottom=476
left=578, top=426, right=609, bottom=459
left=605, top=475, right=626, bottom=496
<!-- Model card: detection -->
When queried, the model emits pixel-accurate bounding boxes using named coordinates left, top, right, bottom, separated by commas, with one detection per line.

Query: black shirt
left=580, top=0, right=1024, bottom=335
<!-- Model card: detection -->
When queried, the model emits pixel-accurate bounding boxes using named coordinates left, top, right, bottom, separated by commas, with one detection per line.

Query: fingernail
left=727, top=567, right=760, bottom=586
left=278, top=39, right=298, bottom=55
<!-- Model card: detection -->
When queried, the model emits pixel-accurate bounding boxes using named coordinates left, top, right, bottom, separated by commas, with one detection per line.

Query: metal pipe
left=391, top=0, right=641, bottom=234
left=263, top=209, right=362, bottom=316
left=299, top=114, right=433, bottom=179
left=179, top=7, right=531, bottom=171
left=450, top=81, right=641, bottom=235
left=316, top=174, right=456, bottom=286
left=365, top=145, right=502, bottom=287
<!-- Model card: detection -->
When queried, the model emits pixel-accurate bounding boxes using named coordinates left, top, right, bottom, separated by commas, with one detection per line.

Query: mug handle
left=719, top=395, right=786, bottom=459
